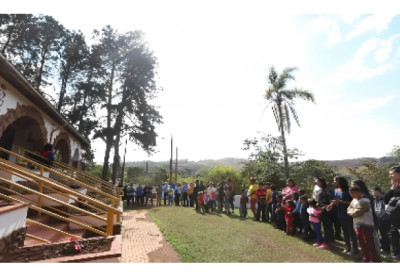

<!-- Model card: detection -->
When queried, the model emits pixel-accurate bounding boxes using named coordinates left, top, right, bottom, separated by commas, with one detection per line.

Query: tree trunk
left=101, top=136, right=112, bottom=181
left=111, top=113, right=123, bottom=184
left=57, top=74, right=68, bottom=112
left=277, top=98, right=290, bottom=178
left=101, top=64, right=115, bottom=181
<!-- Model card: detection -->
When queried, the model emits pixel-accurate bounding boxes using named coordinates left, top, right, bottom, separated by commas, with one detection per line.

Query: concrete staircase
left=25, top=215, right=86, bottom=246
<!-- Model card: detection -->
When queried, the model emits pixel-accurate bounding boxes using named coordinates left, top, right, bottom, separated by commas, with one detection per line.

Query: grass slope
left=148, top=207, right=358, bottom=263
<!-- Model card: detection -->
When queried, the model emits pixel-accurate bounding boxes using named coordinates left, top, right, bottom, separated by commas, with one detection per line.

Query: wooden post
left=169, top=135, right=173, bottom=184
left=175, top=147, right=178, bottom=185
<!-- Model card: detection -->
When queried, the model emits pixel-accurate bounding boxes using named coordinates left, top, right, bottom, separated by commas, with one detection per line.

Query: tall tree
left=92, top=27, right=162, bottom=183
left=265, top=66, right=315, bottom=177
left=110, top=31, right=162, bottom=183
left=56, top=29, right=88, bottom=112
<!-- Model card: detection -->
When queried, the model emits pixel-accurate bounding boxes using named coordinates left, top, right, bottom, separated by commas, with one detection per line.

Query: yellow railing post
left=113, top=198, right=121, bottom=223
left=106, top=209, right=114, bottom=236
left=37, top=165, right=44, bottom=216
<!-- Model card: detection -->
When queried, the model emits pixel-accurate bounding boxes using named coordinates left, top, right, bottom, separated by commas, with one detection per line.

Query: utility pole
left=120, top=139, right=128, bottom=186
left=169, top=135, right=173, bottom=184
left=175, top=147, right=178, bottom=185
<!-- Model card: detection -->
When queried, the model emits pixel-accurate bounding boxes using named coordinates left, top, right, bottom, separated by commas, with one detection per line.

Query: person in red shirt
left=255, top=183, right=267, bottom=222
left=283, top=200, right=296, bottom=234
left=197, top=191, right=205, bottom=214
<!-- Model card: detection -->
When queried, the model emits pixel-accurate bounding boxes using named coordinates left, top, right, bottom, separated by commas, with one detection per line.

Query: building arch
left=0, top=104, right=47, bottom=157
left=53, top=132, right=71, bottom=164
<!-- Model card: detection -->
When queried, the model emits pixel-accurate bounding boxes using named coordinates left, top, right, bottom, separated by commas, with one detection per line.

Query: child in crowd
left=197, top=191, right=205, bottom=214
left=240, top=184, right=248, bottom=218
left=299, top=195, right=313, bottom=241
left=292, top=192, right=301, bottom=232
left=275, top=193, right=286, bottom=231
left=210, top=183, right=217, bottom=212
left=347, top=183, right=380, bottom=262
left=283, top=200, right=296, bottom=234
left=204, top=190, right=210, bottom=213
left=307, top=198, right=323, bottom=247
left=271, top=185, right=279, bottom=224
left=167, top=186, right=174, bottom=206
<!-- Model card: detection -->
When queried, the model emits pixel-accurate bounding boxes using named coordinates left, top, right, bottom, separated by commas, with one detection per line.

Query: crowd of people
left=121, top=165, right=400, bottom=263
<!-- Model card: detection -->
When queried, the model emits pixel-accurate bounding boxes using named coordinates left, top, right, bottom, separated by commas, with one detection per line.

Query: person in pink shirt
left=282, top=179, right=298, bottom=202
left=307, top=198, right=323, bottom=247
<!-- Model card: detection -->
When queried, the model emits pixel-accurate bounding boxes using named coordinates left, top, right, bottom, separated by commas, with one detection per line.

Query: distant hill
left=126, top=157, right=248, bottom=177
left=326, top=156, right=396, bottom=168
left=125, top=156, right=396, bottom=177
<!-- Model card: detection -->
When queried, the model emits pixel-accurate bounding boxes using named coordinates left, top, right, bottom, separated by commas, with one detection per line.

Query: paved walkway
left=118, top=209, right=182, bottom=263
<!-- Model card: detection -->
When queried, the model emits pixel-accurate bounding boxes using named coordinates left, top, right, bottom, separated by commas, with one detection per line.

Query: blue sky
left=6, top=1, right=400, bottom=164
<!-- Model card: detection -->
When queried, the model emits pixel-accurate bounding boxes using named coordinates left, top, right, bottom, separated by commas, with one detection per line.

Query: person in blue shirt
left=136, top=185, right=144, bottom=207
left=271, top=185, right=279, bottom=224
left=292, top=192, right=301, bottom=232
left=182, top=181, right=189, bottom=207
left=162, top=182, right=169, bottom=206
left=328, top=176, right=359, bottom=255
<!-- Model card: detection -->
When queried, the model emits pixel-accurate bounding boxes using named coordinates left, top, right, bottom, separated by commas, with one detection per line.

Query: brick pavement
left=118, top=209, right=182, bottom=263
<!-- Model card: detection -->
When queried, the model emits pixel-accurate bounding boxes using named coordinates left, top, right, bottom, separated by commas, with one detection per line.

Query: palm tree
left=265, top=66, right=315, bottom=177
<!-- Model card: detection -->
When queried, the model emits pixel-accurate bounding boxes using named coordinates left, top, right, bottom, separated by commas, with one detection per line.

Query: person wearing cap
left=247, top=177, right=258, bottom=220
left=347, top=181, right=380, bottom=262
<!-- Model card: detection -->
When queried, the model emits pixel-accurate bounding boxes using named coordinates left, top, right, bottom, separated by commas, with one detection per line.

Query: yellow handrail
left=0, top=185, right=107, bottom=233
left=0, top=148, right=122, bottom=236
left=0, top=192, right=108, bottom=237
left=0, top=158, right=116, bottom=214
left=13, top=144, right=122, bottom=196
left=1, top=146, right=120, bottom=202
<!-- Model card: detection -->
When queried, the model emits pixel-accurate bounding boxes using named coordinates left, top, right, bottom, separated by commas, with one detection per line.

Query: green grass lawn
left=146, top=206, right=363, bottom=263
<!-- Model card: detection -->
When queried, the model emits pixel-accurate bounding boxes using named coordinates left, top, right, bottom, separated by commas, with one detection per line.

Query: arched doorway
left=0, top=116, right=45, bottom=159
left=53, top=133, right=70, bottom=164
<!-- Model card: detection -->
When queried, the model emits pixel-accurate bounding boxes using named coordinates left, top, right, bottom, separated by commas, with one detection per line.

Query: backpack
left=386, top=196, right=400, bottom=227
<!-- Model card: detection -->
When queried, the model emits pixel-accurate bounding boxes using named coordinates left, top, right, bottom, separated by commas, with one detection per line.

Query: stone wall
left=1, top=235, right=114, bottom=263
left=0, top=227, right=25, bottom=262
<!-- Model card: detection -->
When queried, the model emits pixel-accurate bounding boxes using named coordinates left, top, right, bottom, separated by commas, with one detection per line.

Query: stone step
left=25, top=222, right=70, bottom=246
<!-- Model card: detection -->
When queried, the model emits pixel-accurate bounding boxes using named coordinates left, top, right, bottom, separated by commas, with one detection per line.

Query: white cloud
left=354, top=38, right=379, bottom=59
left=374, top=34, right=400, bottom=63
left=327, top=22, right=343, bottom=46
left=345, top=14, right=396, bottom=40
left=340, top=14, right=362, bottom=24
left=345, top=94, right=395, bottom=113
left=325, top=35, right=398, bottom=85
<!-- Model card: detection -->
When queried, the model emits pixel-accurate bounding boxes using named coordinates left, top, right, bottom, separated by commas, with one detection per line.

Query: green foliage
left=88, top=164, right=111, bottom=181
left=347, top=160, right=392, bottom=192
left=126, top=166, right=145, bottom=183
left=81, top=147, right=95, bottom=171
left=290, top=159, right=338, bottom=194
left=241, top=134, right=302, bottom=187
left=200, top=165, right=242, bottom=192
left=389, top=145, right=400, bottom=164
